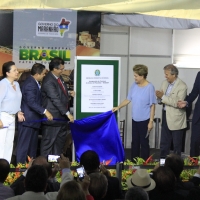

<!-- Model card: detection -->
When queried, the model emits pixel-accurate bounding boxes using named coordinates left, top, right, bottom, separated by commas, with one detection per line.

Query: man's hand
left=18, top=111, right=25, bottom=122
left=50, top=163, right=60, bottom=178
left=57, top=154, right=71, bottom=169
left=153, top=163, right=160, bottom=172
left=177, top=100, right=187, bottom=108
left=155, top=90, right=164, bottom=99
left=100, top=164, right=111, bottom=177
left=67, top=113, right=74, bottom=123
left=69, top=91, right=75, bottom=97
left=27, top=157, right=34, bottom=169
left=112, top=106, right=119, bottom=113
left=45, top=110, right=53, bottom=121
left=148, top=121, right=153, bottom=132
left=0, top=120, right=3, bottom=128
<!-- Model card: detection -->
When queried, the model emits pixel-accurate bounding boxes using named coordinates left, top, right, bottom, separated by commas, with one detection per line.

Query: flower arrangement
left=4, top=156, right=199, bottom=191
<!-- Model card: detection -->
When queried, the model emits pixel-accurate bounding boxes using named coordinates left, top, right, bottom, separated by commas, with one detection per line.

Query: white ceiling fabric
left=1, top=0, right=200, bottom=29
left=102, top=14, right=200, bottom=29
left=1, top=0, right=200, bottom=20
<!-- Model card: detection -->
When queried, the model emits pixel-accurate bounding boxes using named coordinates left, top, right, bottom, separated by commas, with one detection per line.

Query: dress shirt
left=0, top=78, right=22, bottom=120
left=162, top=80, right=176, bottom=110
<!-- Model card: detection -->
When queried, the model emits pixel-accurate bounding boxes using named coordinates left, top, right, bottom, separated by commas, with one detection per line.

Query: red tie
left=57, top=78, right=67, bottom=96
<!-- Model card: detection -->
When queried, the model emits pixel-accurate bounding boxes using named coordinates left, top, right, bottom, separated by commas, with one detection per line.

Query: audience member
left=80, top=150, right=123, bottom=200
left=57, top=180, right=86, bottom=200
left=0, top=159, right=14, bottom=200
left=45, top=154, right=94, bottom=200
left=151, top=153, right=200, bottom=199
left=7, top=165, right=48, bottom=200
left=164, top=153, right=195, bottom=192
left=125, top=187, right=149, bottom=200
left=89, top=173, right=108, bottom=200
left=10, top=156, right=60, bottom=195
left=126, top=169, right=155, bottom=192
left=149, top=166, right=183, bottom=200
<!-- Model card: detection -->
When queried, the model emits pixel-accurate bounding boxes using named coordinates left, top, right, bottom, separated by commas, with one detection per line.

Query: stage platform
left=124, top=148, right=189, bottom=161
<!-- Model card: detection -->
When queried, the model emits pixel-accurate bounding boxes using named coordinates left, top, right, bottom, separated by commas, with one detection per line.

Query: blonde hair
left=133, top=64, right=148, bottom=79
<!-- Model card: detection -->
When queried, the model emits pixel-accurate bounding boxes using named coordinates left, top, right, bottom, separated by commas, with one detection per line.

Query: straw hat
left=126, top=169, right=156, bottom=191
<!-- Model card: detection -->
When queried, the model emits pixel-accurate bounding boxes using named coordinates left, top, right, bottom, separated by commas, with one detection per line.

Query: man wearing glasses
left=40, top=57, right=75, bottom=157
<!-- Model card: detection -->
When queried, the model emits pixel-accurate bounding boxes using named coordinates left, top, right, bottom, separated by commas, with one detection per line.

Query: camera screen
left=76, top=166, right=84, bottom=179
left=160, top=158, right=165, bottom=165
left=47, top=155, right=60, bottom=163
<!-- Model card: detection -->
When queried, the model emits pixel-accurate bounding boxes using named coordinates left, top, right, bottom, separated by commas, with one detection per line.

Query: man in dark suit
left=178, top=72, right=200, bottom=157
left=16, top=63, right=53, bottom=164
left=40, top=57, right=74, bottom=157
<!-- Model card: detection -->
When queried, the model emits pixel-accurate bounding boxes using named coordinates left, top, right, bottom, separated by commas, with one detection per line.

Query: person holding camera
left=80, top=150, right=123, bottom=200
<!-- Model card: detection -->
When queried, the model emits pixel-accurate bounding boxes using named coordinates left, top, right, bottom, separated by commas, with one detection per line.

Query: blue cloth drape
left=70, top=111, right=125, bottom=165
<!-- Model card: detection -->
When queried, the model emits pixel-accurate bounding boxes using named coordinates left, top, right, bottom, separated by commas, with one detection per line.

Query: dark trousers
left=40, top=124, right=68, bottom=157
left=160, top=111, right=183, bottom=157
left=131, top=119, right=150, bottom=160
left=190, top=120, right=200, bottom=157
left=16, top=123, right=39, bottom=163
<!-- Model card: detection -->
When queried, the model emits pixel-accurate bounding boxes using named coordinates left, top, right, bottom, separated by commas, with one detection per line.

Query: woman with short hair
left=0, top=61, right=25, bottom=163
left=112, top=64, right=157, bottom=160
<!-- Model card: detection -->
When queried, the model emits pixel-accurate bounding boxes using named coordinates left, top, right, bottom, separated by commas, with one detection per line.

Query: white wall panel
left=130, top=27, right=172, bottom=56
left=174, top=28, right=200, bottom=55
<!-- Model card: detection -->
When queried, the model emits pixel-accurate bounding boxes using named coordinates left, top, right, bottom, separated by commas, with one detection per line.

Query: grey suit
left=159, top=77, right=187, bottom=157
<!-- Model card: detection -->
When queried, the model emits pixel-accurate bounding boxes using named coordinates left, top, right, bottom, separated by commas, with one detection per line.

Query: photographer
left=10, top=156, right=60, bottom=195
left=46, top=154, right=94, bottom=200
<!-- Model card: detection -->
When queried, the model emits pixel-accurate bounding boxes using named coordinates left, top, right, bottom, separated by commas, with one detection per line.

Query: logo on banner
left=19, top=47, right=71, bottom=63
left=36, top=18, right=71, bottom=37
left=95, top=69, right=100, bottom=76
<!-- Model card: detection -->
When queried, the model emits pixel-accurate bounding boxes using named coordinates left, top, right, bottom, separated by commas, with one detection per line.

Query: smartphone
left=47, top=155, right=60, bottom=163
left=160, top=157, right=166, bottom=166
left=76, top=166, right=85, bottom=181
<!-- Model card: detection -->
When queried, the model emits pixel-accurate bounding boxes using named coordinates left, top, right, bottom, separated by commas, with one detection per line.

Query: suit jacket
left=160, top=77, right=187, bottom=130
left=41, top=72, right=69, bottom=126
left=20, top=75, right=45, bottom=129
left=186, top=71, right=200, bottom=124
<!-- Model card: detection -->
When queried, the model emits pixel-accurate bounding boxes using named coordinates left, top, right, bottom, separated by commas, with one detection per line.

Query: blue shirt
left=127, top=82, right=157, bottom=121
left=0, top=78, right=22, bottom=120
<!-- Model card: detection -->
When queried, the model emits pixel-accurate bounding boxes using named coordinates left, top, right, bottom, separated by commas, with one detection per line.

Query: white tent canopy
left=1, top=0, right=200, bottom=20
